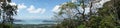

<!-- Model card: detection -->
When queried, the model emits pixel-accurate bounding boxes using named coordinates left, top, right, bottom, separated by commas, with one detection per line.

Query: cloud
left=93, top=0, right=110, bottom=8
left=27, top=5, right=46, bottom=14
left=18, top=3, right=27, bottom=9
left=16, top=3, right=27, bottom=12
left=9, top=2, right=17, bottom=6
left=80, top=0, right=110, bottom=14
left=9, top=3, right=23, bottom=12
left=78, top=6, right=90, bottom=14
left=52, top=5, right=61, bottom=13
left=71, top=0, right=77, bottom=2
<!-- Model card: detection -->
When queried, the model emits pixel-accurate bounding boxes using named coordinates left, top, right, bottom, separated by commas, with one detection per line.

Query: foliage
left=54, top=0, right=120, bottom=28
left=0, top=0, right=17, bottom=28
left=77, top=24, right=85, bottom=28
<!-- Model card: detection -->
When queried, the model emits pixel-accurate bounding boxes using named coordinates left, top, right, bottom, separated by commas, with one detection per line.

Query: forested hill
left=54, top=0, right=120, bottom=28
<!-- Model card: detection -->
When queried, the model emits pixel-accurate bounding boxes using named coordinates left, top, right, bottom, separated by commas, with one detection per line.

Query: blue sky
left=10, top=0, right=111, bottom=24
left=11, top=0, right=70, bottom=20
left=11, top=0, right=110, bottom=20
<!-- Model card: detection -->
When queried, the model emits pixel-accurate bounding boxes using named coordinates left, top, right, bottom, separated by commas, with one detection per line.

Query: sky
left=11, top=0, right=110, bottom=20
left=10, top=0, right=111, bottom=24
left=11, top=0, right=70, bottom=20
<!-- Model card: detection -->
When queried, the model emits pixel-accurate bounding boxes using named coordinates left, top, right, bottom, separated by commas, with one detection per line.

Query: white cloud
left=79, top=6, right=90, bottom=14
left=9, top=2, right=17, bottom=6
left=18, top=3, right=27, bottom=9
left=71, top=0, right=77, bottom=2
left=93, top=0, right=110, bottom=8
left=27, top=5, right=46, bottom=14
left=52, top=5, right=61, bottom=13
left=85, top=7, right=90, bottom=14
left=9, top=3, right=23, bottom=12
left=16, top=3, right=27, bottom=12
left=80, top=0, right=110, bottom=14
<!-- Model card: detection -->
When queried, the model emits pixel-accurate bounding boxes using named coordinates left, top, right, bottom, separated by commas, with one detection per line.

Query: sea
left=13, top=19, right=57, bottom=24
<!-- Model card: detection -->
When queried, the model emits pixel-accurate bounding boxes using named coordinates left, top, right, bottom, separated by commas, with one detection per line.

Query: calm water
left=14, top=19, right=57, bottom=24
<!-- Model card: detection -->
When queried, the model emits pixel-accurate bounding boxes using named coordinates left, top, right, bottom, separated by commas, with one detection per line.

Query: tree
left=86, top=0, right=118, bottom=28
left=56, top=2, right=80, bottom=28
left=54, top=0, right=89, bottom=28
left=54, top=0, right=120, bottom=28
left=0, top=0, right=17, bottom=28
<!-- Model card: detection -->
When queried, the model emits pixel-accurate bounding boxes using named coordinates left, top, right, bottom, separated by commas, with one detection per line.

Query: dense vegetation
left=0, top=0, right=17, bottom=28
left=54, top=0, right=120, bottom=28
left=0, top=0, right=120, bottom=28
